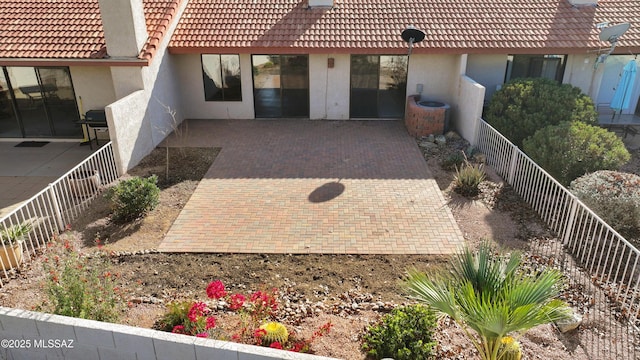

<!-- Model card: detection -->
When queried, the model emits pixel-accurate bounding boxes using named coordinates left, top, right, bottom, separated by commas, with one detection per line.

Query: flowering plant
left=159, top=279, right=332, bottom=353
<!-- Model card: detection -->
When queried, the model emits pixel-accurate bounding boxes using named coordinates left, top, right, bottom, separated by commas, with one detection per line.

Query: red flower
left=172, top=325, right=185, bottom=334
left=231, top=334, right=241, bottom=341
left=229, top=293, right=246, bottom=310
left=196, top=333, right=208, bottom=338
left=269, top=342, right=283, bottom=349
left=291, top=342, right=308, bottom=353
left=253, top=328, right=267, bottom=339
left=205, top=316, right=216, bottom=330
left=188, top=302, right=207, bottom=322
left=206, top=280, right=227, bottom=299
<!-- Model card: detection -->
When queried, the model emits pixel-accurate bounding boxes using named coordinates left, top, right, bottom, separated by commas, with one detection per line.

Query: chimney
left=98, top=0, right=149, bottom=58
left=567, top=0, right=598, bottom=6
left=308, top=0, right=334, bottom=8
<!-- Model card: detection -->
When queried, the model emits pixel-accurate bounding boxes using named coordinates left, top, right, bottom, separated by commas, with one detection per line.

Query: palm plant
left=404, top=242, right=571, bottom=360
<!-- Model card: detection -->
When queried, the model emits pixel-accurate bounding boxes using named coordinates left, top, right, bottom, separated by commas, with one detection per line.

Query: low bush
left=453, top=161, right=486, bottom=196
left=570, top=170, right=640, bottom=238
left=485, top=78, right=597, bottom=147
left=441, top=151, right=465, bottom=171
left=361, top=304, right=437, bottom=360
left=105, top=175, right=160, bottom=223
left=40, top=236, right=124, bottom=322
left=523, top=122, right=630, bottom=185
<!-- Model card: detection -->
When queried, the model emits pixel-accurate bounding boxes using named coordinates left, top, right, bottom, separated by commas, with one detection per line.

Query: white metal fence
left=0, top=142, right=119, bottom=284
left=475, top=119, right=640, bottom=358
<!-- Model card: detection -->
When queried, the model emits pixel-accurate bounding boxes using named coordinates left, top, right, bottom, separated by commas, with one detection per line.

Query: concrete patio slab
left=0, top=140, right=93, bottom=217
left=159, top=119, right=464, bottom=255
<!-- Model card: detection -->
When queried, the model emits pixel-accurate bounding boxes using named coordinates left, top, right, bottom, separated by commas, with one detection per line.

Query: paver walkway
left=159, top=119, right=464, bottom=254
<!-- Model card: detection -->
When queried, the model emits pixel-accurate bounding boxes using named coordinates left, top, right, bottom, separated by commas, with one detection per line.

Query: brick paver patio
left=158, top=119, right=464, bottom=254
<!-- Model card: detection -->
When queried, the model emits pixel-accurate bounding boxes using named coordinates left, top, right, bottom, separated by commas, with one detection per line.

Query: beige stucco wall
left=466, top=54, right=508, bottom=101
left=105, top=1, right=188, bottom=173
left=562, top=54, right=601, bottom=98
left=174, top=54, right=254, bottom=119
left=407, top=54, right=459, bottom=104
left=309, top=54, right=350, bottom=120
left=69, top=66, right=117, bottom=115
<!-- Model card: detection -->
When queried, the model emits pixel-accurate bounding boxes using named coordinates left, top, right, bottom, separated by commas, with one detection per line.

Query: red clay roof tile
left=0, top=0, right=182, bottom=61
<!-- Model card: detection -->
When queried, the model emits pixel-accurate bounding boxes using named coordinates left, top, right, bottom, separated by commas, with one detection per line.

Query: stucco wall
left=70, top=67, right=117, bottom=114
left=407, top=54, right=459, bottom=104
left=0, top=307, right=337, bottom=360
left=309, top=54, right=350, bottom=120
left=455, top=76, right=486, bottom=144
left=562, top=54, right=601, bottom=98
left=174, top=54, right=255, bottom=119
left=465, top=54, right=507, bottom=101
left=106, top=1, right=188, bottom=172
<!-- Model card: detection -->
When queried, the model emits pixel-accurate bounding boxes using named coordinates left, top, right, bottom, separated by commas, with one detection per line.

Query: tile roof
left=0, top=0, right=181, bottom=62
left=169, top=0, right=640, bottom=54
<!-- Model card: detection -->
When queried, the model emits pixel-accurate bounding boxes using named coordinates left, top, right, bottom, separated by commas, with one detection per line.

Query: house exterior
left=0, top=0, right=639, bottom=172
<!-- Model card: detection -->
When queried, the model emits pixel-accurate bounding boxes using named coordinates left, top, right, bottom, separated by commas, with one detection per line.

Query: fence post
left=563, top=197, right=579, bottom=246
left=507, top=145, right=519, bottom=185
left=47, top=184, right=65, bottom=232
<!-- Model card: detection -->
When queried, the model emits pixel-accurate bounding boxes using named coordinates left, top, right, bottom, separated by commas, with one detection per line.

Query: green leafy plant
left=523, top=121, right=630, bottom=185
left=156, top=300, right=216, bottom=338
left=361, top=304, right=437, bottom=360
left=404, top=242, right=571, bottom=360
left=454, top=160, right=486, bottom=196
left=485, top=78, right=597, bottom=147
left=105, top=175, right=160, bottom=223
left=570, top=170, right=640, bottom=238
left=0, top=222, right=32, bottom=245
left=441, top=152, right=466, bottom=171
left=41, top=236, right=124, bottom=322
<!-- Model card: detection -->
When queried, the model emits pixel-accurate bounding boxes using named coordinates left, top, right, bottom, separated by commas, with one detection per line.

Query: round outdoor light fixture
left=401, top=25, right=425, bottom=55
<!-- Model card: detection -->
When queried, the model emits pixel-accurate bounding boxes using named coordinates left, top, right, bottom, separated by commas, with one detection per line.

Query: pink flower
left=229, top=293, right=246, bottom=310
left=188, top=302, right=207, bottom=322
left=205, top=316, right=216, bottom=330
left=206, top=280, right=227, bottom=299
left=196, top=333, right=208, bottom=338
left=269, top=342, right=283, bottom=349
left=172, top=325, right=185, bottom=334
left=253, top=328, right=267, bottom=339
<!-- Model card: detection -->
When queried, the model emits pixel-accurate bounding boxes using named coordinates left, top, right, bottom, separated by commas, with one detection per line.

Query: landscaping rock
left=555, top=310, right=582, bottom=333
left=435, top=135, right=447, bottom=146
left=419, top=141, right=438, bottom=149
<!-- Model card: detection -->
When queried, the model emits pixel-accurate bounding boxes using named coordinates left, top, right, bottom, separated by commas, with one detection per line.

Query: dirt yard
left=0, top=135, right=636, bottom=359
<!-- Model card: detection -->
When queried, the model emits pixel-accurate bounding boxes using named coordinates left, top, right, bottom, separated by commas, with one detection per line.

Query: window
left=505, top=55, right=567, bottom=83
left=350, top=55, right=408, bottom=118
left=202, top=54, right=242, bottom=101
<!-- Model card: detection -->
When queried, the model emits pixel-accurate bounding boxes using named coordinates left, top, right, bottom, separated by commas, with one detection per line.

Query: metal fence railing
left=475, top=119, right=640, bottom=358
left=0, top=142, right=119, bottom=285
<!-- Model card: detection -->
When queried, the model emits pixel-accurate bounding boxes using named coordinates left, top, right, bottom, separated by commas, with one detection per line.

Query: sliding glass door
left=252, top=55, right=309, bottom=118
left=350, top=55, right=408, bottom=118
left=0, top=66, right=81, bottom=138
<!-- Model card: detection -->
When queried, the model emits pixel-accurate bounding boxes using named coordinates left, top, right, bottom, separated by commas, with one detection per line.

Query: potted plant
left=0, top=222, right=31, bottom=271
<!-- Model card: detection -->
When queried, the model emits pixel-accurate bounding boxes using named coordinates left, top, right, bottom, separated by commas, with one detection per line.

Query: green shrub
left=523, top=122, right=630, bottom=185
left=441, top=152, right=465, bottom=171
left=41, top=239, right=123, bottom=322
left=361, top=304, right=437, bottom=360
left=454, top=161, right=486, bottom=196
left=485, top=78, right=597, bottom=147
left=105, top=175, right=160, bottom=223
left=570, top=170, right=640, bottom=238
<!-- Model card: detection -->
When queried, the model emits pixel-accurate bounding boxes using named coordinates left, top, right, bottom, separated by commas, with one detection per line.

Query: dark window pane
left=221, top=55, right=242, bottom=101
left=350, top=55, right=407, bottom=118
left=37, top=67, right=81, bottom=137
left=0, top=69, right=20, bottom=137
left=7, top=67, right=50, bottom=137
left=202, top=55, right=223, bottom=101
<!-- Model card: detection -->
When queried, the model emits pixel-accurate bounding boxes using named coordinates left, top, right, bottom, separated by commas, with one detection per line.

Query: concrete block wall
left=0, top=307, right=339, bottom=360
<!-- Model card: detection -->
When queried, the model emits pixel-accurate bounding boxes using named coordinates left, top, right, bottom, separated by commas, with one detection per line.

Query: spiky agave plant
left=404, top=242, right=571, bottom=360
left=259, top=322, right=289, bottom=345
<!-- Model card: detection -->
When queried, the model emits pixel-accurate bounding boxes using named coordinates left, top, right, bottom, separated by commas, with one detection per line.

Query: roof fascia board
left=0, top=58, right=149, bottom=67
